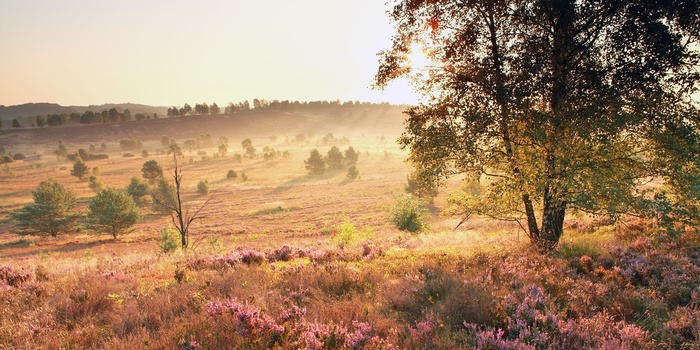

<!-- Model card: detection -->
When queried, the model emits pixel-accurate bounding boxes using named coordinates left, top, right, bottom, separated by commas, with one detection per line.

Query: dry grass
left=0, top=114, right=698, bottom=348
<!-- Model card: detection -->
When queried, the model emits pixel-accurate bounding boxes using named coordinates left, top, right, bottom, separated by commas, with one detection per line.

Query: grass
left=0, top=121, right=698, bottom=348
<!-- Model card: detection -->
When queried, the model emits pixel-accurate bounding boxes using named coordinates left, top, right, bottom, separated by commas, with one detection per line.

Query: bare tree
left=152, top=145, right=212, bottom=248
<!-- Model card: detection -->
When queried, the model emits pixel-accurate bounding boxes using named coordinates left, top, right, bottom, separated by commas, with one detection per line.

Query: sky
left=0, top=0, right=419, bottom=107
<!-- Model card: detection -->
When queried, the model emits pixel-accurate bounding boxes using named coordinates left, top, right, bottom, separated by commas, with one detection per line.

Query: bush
left=158, top=228, right=180, bottom=253
left=390, top=194, right=429, bottom=232
left=87, top=188, right=140, bottom=239
left=125, top=176, right=149, bottom=202
left=227, top=170, right=238, bottom=179
left=119, top=138, right=141, bottom=150
left=89, top=154, right=109, bottom=160
left=197, top=180, right=209, bottom=195
left=12, top=153, right=26, bottom=161
left=122, top=153, right=135, bottom=157
left=88, top=175, right=103, bottom=192
left=347, top=165, right=359, bottom=180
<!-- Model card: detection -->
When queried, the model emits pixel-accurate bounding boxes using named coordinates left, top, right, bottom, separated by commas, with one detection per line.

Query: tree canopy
left=376, top=0, right=700, bottom=250
left=11, top=178, right=79, bottom=237
left=87, top=188, right=140, bottom=239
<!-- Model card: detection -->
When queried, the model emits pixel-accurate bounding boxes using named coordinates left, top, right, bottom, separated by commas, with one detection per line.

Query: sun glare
left=408, top=43, right=432, bottom=73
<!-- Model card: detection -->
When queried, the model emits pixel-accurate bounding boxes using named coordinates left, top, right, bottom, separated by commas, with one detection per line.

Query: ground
left=0, top=110, right=698, bottom=349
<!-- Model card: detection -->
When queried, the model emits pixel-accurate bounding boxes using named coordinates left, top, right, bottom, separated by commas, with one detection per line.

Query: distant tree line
left=3, top=100, right=402, bottom=130
left=165, top=100, right=398, bottom=118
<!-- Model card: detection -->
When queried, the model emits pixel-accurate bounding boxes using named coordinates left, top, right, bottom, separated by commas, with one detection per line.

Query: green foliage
left=227, top=170, right=238, bottom=179
left=390, top=194, right=428, bottom=232
left=333, top=220, right=373, bottom=249
left=11, top=178, right=79, bottom=237
left=87, top=188, right=140, bottom=239
left=305, top=149, right=326, bottom=175
left=119, top=138, right=142, bottom=151
left=141, top=160, right=163, bottom=183
left=125, top=176, right=150, bottom=202
left=344, top=146, right=359, bottom=166
left=158, top=228, right=180, bottom=253
left=88, top=175, right=103, bottom=192
left=326, top=146, right=344, bottom=169
left=70, top=157, right=90, bottom=181
left=376, top=0, right=700, bottom=250
left=151, top=177, right=177, bottom=214
left=347, top=165, right=359, bottom=180
left=405, top=169, right=439, bottom=202
left=197, top=180, right=209, bottom=195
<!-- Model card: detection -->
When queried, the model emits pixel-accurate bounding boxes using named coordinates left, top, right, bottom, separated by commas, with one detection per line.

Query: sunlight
left=407, top=42, right=432, bottom=73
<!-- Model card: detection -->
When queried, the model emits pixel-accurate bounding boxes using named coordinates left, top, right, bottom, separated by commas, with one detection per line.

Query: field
left=1, top=109, right=699, bottom=349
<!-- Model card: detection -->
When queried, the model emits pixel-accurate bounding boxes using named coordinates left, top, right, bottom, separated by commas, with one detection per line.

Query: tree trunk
left=538, top=186, right=566, bottom=251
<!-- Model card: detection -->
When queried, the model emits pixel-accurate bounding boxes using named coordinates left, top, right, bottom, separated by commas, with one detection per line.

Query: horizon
left=0, top=1, right=420, bottom=107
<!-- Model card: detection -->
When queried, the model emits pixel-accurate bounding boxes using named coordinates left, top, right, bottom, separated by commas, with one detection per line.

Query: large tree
left=11, top=178, right=80, bottom=237
left=376, top=0, right=700, bottom=250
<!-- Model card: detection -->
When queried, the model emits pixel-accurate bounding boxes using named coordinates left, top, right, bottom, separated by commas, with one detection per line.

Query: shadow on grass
left=0, top=236, right=125, bottom=259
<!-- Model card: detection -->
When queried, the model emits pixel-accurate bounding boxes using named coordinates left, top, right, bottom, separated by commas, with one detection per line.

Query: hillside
left=0, top=106, right=406, bottom=156
left=0, top=103, right=167, bottom=121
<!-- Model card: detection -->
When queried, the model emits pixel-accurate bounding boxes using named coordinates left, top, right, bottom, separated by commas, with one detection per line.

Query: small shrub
left=333, top=220, right=373, bottom=249
left=88, top=175, right=103, bottom=192
left=241, top=172, right=248, bottom=181
left=227, top=170, right=238, bottom=179
left=197, top=180, right=209, bottom=195
left=89, top=154, right=109, bottom=160
left=12, top=153, right=26, bottom=161
left=390, top=194, right=429, bottom=232
left=347, top=165, right=359, bottom=180
left=122, top=153, right=135, bottom=157
left=158, top=228, right=180, bottom=253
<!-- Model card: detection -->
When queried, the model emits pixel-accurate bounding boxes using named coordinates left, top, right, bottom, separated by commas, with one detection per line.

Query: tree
left=218, top=143, right=228, bottom=157
left=70, top=157, right=90, bottom=181
left=151, top=144, right=212, bottom=248
left=305, top=149, right=326, bottom=174
left=36, top=115, right=46, bottom=127
left=87, top=188, right=140, bottom=239
left=326, top=146, right=344, bottom=169
left=12, top=119, right=22, bottom=128
left=161, top=135, right=172, bottom=147
left=167, top=107, right=180, bottom=118
left=56, top=140, right=68, bottom=160
left=210, top=102, right=221, bottom=115
left=344, top=146, right=359, bottom=166
left=375, top=0, right=700, bottom=251
left=142, top=160, right=163, bottom=184
left=11, top=178, right=79, bottom=237
left=125, top=176, right=150, bottom=202
left=182, top=103, right=192, bottom=116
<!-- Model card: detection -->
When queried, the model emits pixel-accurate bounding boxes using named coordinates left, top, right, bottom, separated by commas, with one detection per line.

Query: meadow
left=0, top=109, right=699, bottom=349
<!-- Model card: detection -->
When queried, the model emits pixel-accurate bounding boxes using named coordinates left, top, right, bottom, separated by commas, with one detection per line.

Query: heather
left=1, top=225, right=699, bottom=349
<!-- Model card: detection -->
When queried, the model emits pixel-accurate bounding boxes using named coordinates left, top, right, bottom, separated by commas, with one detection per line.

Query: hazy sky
left=0, top=0, right=418, bottom=107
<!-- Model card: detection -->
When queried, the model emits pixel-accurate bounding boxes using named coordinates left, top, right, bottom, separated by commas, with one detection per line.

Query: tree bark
left=539, top=185, right=566, bottom=250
